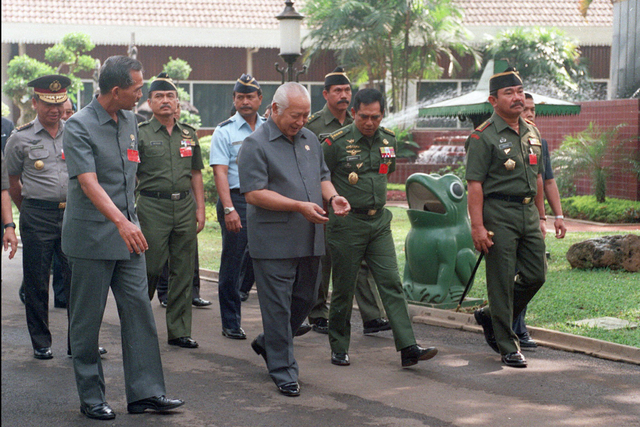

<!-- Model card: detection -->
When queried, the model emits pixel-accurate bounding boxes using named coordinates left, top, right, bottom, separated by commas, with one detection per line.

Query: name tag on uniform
left=346, top=155, right=360, bottom=162
left=127, top=149, right=140, bottom=163
left=150, top=141, right=162, bottom=146
left=232, top=141, right=243, bottom=146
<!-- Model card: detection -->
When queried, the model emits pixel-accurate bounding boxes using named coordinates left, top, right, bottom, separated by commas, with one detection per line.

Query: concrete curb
left=408, top=305, right=640, bottom=366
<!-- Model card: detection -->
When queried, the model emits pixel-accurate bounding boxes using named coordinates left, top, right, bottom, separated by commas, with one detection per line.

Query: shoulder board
left=475, top=119, right=492, bottom=132
left=523, top=118, right=537, bottom=127
left=180, top=122, right=196, bottom=131
left=138, top=120, right=151, bottom=127
left=307, top=112, right=321, bottom=124
left=328, top=129, right=344, bottom=140
left=217, top=118, right=232, bottom=128
left=15, top=122, right=34, bottom=132
left=380, top=126, right=395, bottom=137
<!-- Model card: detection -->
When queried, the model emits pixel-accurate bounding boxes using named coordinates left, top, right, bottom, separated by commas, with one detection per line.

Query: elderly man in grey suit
left=62, top=56, right=184, bottom=420
left=238, top=82, right=350, bottom=397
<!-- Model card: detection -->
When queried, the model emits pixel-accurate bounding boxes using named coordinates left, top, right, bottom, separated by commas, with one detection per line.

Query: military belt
left=485, top=193, right=533, bottom=205
left=23, top=199, right=66, bottom=209
left=351, top=208, right=381, bottom=216
left=140, top=189, right=191, bottom=201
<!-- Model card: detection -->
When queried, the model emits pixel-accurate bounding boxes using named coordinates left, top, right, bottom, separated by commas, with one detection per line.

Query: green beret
left=324, top=67, right=350, bottom=88
left=489, top=67, right=523, bottom=93
left=234, top=74, right=260, bottom=93
left=149, top=72, right=178, bottom=93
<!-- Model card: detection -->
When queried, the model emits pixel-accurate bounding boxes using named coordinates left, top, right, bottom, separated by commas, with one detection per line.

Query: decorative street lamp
left=275, top=0, right=307, bottom=83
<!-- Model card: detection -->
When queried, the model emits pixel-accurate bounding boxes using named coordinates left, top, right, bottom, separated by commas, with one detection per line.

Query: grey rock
left=566, top=234, right=640, bottom=272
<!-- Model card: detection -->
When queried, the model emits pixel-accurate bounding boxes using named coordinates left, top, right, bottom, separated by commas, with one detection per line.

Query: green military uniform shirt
left=137, top=117, right=204, bottom=193
left=323, top=123, right=396, bottom=210
left=306, top=104, right=353, bottom=140
left=465, top=113, right=544, bottom=197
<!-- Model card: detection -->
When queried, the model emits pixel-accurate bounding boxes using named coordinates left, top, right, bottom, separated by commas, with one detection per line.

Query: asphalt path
left=2, top=247, right=639, bottom=427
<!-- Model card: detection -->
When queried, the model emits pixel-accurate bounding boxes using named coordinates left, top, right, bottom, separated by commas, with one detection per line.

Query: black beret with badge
left=149, top=72, right=178, bottom=93
left=489, top=67, right=523, bottom=93
left=28, top=74, right=71, bottom=104
left=234, top=74, right=261, bottom=94
left=324, top=67, right=350, bottom=88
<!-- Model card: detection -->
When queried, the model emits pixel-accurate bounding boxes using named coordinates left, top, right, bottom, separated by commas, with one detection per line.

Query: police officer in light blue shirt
left=210, top=74, right=266, bottom=339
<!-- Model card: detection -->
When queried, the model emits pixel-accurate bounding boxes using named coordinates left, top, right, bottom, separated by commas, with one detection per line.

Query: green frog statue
left=403, top=173, right=477, bottom=306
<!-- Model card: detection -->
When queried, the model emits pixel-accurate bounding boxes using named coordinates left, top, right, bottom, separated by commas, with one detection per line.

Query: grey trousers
left=252, top=257, right=320, bottom=387
left=68, top=254, right=166, bottom=405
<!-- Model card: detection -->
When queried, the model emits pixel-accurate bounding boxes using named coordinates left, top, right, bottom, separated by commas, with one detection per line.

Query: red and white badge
left=528, top=148, right=537, bottom=165
left=127, top=149, right=140, bottom=163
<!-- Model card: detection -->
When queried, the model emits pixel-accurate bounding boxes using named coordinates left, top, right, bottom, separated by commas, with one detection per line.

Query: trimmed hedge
left=558, top=195, right=640, bottom=223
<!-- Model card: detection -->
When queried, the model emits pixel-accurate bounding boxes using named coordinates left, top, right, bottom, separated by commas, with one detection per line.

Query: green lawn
left=198, top=205, right=640, bottom=348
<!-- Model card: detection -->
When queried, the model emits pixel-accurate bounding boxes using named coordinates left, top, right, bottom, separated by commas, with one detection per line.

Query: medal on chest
left=348, top=171, right=359, bottom=185
left=504, top=158, right=516, bottom=171
left=34, top=160, right=45, bottom=170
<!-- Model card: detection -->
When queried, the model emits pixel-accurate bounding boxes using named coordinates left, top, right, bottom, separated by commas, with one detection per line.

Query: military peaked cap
left=28, top=74, right=71, bottom=104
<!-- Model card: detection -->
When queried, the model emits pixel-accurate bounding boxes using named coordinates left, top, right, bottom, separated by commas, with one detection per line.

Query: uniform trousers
left=327, top=208, right=416, bottom=354
left=482, top=198, right=546, bottom=355
left=67, top=254, right=165, bottom=405
left=238, top=244, right=256, bottom=294
left=252, top=256, right=320, bottom=387
left=20, top=199, right=71, bottom=349
left=138, top=195, right=196, bottom=340
left=157, top=244, right=202, bottom=303
left=216, top=192, right=250, bottom=329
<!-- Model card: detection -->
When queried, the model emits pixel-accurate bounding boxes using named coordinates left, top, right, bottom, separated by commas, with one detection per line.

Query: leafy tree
left=303, top=0, right=479, bottom=114
left=2, top=102, right=11, bottom=118
left=553, top=123, right=628, bottom=203
left=2, top=56, right=56, bottom=124
left=484, top=27, right=594, bottom=100
left=44, top=32, right=97, bottom=100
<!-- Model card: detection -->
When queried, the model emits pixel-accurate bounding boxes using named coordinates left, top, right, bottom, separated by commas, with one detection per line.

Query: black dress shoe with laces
left=33, top=347, right=53, bottom=360
left=251, top=338, right=268, bottom=363
left=222, top=327, right=247, bottom=340
left=331, top=352, right=350, bottom=366
left=278, top=382, right=301, bottom=397
left=474, top=309, right=500, bottom=353
left=311, top=318, right=329, bottom=334
left=168, top=337, right=199, bottom=348
left=400, top=344, right=438, bottom=367
left=127, top=395, right=185, bottom=413
left=295, top=322, right=312, bottom=337
left=80, top=402, right=116, bottom=420
left=239, top=291, right=249, bottom=302
left=363, top=318, right=391, bottom=334
left=160, top=300, right=167, bottom=308
left=502, top=351, right=528, bottom=368
left=192, top=297, right=212, bottom=307
left=518, top=332, right=538, bottom=349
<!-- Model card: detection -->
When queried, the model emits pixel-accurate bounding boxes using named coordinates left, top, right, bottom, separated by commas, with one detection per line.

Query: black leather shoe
left=168, top=337, right=199, bottom=348
left=518, top=332, right=538, bottom=349
left=502, top=351, right=528, bottom=368
left=474, top=309, right=500, bottom=354
left=99, top=346, right=108, bottom=355
left=33, top=347, right=53, bottom=360
left=363, top=318, right=391, bottom=334
left=251, top=338, right=267, bottom=363
left=295, top=322, right=312, bottom=337
left=401, top=344, right=438, bottom=367
left=311, top=318, right=329, bottom=334
left=160, top=300, right=167, bottom=308
left=222, top=327, right=247, bottom=340
left=277, top=382, right=300, bottom=397
left=192, top=297, right=212, bottom=307
left=331, top=352, right=350, bottom=366
left=80, top=402, right=116, bottom=420
left=127, top=395, right=185, bottom=413
left=239, top=291, right=249, bottom=302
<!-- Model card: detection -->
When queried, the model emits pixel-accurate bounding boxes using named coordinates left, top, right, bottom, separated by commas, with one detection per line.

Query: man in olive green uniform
left=305, top=67, right=388, bottom=335
left=137, top=73, right=205, bottom=349
left=465, top=68, right=547, bottom=368
left=323, top=88, right=437, bottom=368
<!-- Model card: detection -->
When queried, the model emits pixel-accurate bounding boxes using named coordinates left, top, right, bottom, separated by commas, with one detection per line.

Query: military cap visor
left=149, top=73, right=178, bottom=93
left=28, top=74, right=71, bottom=104
left=234, top=74, right=261, bottom=93
left=489, top=68, right=523, bottom=93
left=324, top=67, right=350, bottom=88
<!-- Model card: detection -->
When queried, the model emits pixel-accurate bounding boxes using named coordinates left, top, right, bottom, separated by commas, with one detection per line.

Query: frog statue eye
left=449, top=181, right=464, bottom=200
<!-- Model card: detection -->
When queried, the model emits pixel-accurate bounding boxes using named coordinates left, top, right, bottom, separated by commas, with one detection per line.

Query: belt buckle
left=170, top=193, right=181, bottom=201
left=522, top=197, right=531, bottom=205
left=58, top=202, right=66, bottom=209
left=367, top=209, right=377, bottom=216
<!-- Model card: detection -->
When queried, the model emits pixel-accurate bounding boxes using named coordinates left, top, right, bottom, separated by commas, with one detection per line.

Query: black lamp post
left=275, top=1, right=307, bottom=83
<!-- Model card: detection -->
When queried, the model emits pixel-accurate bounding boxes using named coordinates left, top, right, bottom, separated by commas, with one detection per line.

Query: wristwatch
left=3, top=222, right=16, bottom=230
left=223, top=207, right=235, bottom=215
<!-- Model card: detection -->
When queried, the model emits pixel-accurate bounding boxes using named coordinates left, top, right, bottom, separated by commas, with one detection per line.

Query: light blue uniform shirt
left=209, top=112, right=266, bottom=190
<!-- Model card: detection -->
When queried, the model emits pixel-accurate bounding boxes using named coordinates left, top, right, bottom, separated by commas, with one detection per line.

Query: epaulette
left=475, top=119, right=492, bottom=132
left=15, top=122, right=34, bottom=132
left=523, top=118, right=537, bottom=127
left=180, top=122, right=197, bottom=131
left=380, top=126, right=395, bottom=137
left=217, top=118, right=233, bottom=128
left=328, top=129, right=344, bottom=140
left=138, top=120, right=151, bottom=127
left=307, top=112, right=321, bottom=124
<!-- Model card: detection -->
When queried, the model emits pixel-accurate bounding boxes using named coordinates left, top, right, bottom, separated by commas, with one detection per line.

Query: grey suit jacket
left=238, top=118, right=330, bottom=260
left=62, top=96, right=139, bottom=260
